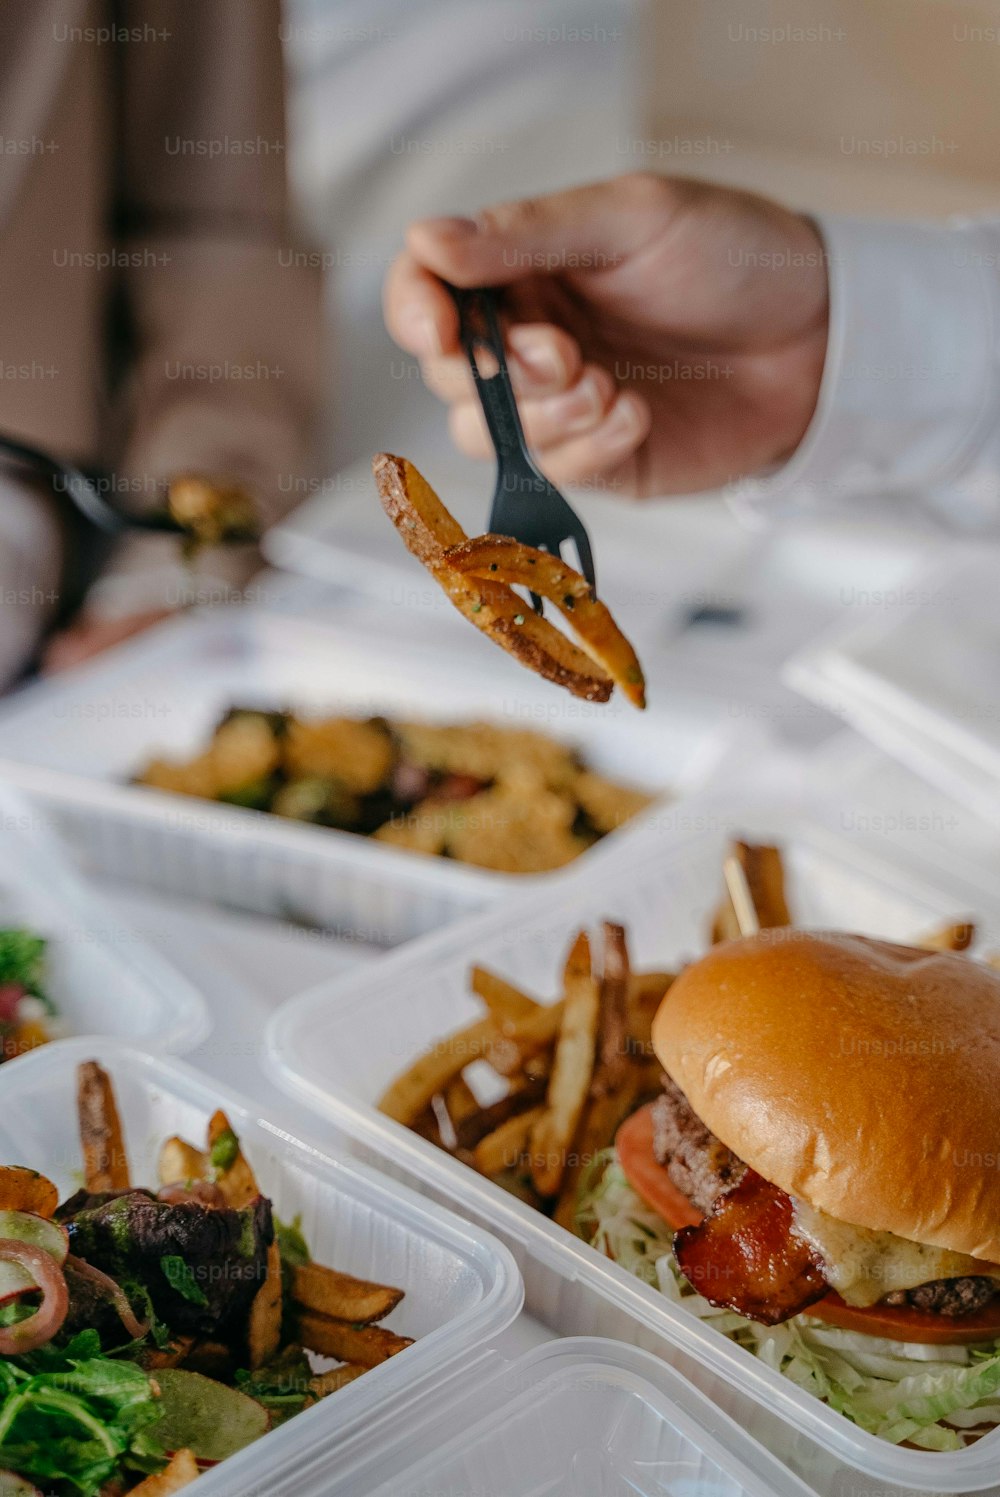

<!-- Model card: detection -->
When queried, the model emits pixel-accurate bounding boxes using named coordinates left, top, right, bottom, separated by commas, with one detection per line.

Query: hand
left=384, top=173, right=829, bottom=496
left=43, top=609, right=172, bottom=673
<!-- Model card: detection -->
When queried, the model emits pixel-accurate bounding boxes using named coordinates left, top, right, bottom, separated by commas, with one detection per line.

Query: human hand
left=43, top=609, right=172, bottom=673
left=384, top=174, right=829, bottom=496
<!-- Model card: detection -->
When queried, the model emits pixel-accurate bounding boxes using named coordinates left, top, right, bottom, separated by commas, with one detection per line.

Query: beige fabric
left=0, top=0, right=320, bottom=605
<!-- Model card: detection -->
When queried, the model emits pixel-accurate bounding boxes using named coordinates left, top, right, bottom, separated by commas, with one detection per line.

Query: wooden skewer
left=723, top=854, right=761, bottom=937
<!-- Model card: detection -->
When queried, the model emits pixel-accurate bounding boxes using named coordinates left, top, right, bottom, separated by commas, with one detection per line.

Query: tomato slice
left=615, top=1101, right=1000, bottom=1345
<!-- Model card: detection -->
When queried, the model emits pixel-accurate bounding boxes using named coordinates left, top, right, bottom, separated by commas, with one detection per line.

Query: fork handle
left=446, top=284, right=539, bottom=475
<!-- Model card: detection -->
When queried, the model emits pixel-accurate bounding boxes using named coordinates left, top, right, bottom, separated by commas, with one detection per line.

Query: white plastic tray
left=320, top=1337, right=816, bottom=1497
left=266, top=793, right=1000, bottom=1492
left=0, top=782, right=208, bottom=1052
left=0, top=1037, right=523, bottom=1497
left=0, top=609, right=740, bottom=944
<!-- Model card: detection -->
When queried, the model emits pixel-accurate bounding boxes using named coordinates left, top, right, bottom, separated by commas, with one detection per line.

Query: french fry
left=158, top=1136, right=209, bottom=1187
left=454, top=1076, right=548, bottom=1154
left=296, top=1314, right=413, bottom=1367
left=594, top=922, right=631, bottom=1095
left=377, top=1015, right=498, bottom=1125
left=308, top=1363, right=367, bottom=1399
left=445, top=535, right=646, bottom=709
left=77, top=1060, right=130, bottom=1191
left=711, top=841, right=791, bottom=942
left=443, top=1075, right=480, bottom=1128
left=530, top=933, right=601, bottom=1197
left=247, top=1240, right=283, bottom=1369
left=471, top=965, right=540, bottom=1022
left=485, top=1000, right=565, bottom=1075
left=473, top=1105, right=545, bottom=1176
left=206, top=1110, right=259, bottom=1208
left=627, top=971, right=674, bottom=1057
left=918, top=920, right=976, bottom=953
left=0, top=1166, right=58, bottom=1218
left=291, top=1262, right=404, bottom=1325
left=553, top=1080, right=640, bottom=1233
left=373, top=455, right=614, bottom=703
left=142, top=1335, right=195, bottom=1372
left=130, top=1448, right=199, bottom=1494
left=181, top=1341, right=234, bottom=1380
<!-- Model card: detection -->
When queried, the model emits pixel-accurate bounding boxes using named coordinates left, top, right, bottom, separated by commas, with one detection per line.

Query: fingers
left=405, top=174, right=677, bottom=288
left=421, top=323, right=583, bottom=406
left=449, top=363, right=617, bottom=450
left=383, top=251, right=457, bottom=359
left=450, top=384, right=651, bottom=486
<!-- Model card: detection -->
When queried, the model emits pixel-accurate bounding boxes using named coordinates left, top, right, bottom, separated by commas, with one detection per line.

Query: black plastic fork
left=447, top=283, right=596, bottom=612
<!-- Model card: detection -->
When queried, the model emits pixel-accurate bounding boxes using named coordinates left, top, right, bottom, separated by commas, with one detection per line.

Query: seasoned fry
left=594, top=922, right=631, bottom=1095
left=77, top=1060, right=130, bottom=1191
left=308, top=1363, right=367, bottom=1399
left=530, top=932, right=601, bottom=1197
left=553, top=1080, right=640, bottom=1233
left=158, top=1136, right=209, bottom=1187
left=377, top=1015, right=498, bottom=1124
left=627, top=971, right=674, bottom=1057
left=918, top=920, right=976, bottom=953
left=130, top=1448, right=199, bottom=1495
left=454, top=1076, right=548, bottom=1154
left=445, top=535, right=646, bottom=709
left=470, top=966, right=540, bottom=1022
left=295, top=1314, right=413, bottom=1367
left=486, top=1000, right=565, bottom=1073
left=247, top=1240, right=283, bottom=1369
left=473, top=1105, right=545, bottom=1176
left=206, top=1110, right=259, bottom=1208
left=142, top=1336, right=195, bottom=1372
left=0, top=1167, right=58, bottom=1218
left=711, top=841, right=791, bottom=942
left=291, top=1262, right=404, bottom=1326
left=443, top=1075, right=480, bottom=1128
left=373, top=454, right=614, bottom=703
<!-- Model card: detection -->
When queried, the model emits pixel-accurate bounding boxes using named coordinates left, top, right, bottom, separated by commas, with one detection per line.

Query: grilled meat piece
left=890, top=1276, right=998, bottom=1317
left=651, top=1076, right=745, bottom=1213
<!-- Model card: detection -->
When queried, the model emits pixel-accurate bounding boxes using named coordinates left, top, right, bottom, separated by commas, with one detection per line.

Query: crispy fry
left=373, top=454, right=613, bottom=703
left=711, top=841, right=791, bottom=942
left=553, top=1079, right=640, bottom=1233
left=627, top=971, right=674, bottom=1057
left=530, top=933, right=601, bottom=1196
left=594, top=922, right=631, bottom=1095
left=445, top=535, right=646, bottom=709
left=247, top=1240, right=283, bottom=1369
left=454, top=1076, right=548, bottom=1154
left=485, top=1000, right=565, bottom=1076
left=77, top=1061, right=130, bottom=1191
left=181, top=1341, right=234, bottom=1380
left=295, top=1314, right=413, bottom=1367
left=0, top=1166, right=58, bottom=1218
left=473, top=1105, right=545, bottom=1176
left=291, top=1262, right=404, bottom=1325
left=158, top=1136, right=209, bottom=1188
left=470, top=966, right=541, bottom=1022
left=377, top=1015, right=498, bottom=1125
left=307, top=1363, right=367, bottom=1399
left=918, top=920, right=976, bottom=953
left=206, top=1110, right=259, bottom=1208
left=130, top=1448, right=199, bottom=1495
left=141, top=1335, right=194, bottom=1372
left=443, top=1075, right=480, bottom=1128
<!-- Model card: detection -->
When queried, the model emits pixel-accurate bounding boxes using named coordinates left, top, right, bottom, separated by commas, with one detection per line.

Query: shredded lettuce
left=578, top=1154, right=1000, bottom=1450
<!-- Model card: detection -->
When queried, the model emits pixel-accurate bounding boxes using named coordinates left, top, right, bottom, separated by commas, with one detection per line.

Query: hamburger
left=614, top=929, right=1000, bottom=1345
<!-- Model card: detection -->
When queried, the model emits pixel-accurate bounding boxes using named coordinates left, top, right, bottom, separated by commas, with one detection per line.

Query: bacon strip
left=673, top=1169, right=828, bottom=1325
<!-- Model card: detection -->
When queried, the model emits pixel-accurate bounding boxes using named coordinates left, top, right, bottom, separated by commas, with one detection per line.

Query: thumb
left=405, top=175, right=678, bottom=287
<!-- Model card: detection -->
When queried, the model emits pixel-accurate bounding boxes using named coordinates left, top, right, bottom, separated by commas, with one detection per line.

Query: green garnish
left=0, top=929, right=49, bottom=1007
left=159, top=1256, right=209, bottom=1307
left=210, top=1128, right=240, bottom=1172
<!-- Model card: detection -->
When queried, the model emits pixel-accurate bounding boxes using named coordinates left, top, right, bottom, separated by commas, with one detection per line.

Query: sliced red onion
left=0, top=986, right=25, bottom=1026
left=66, top=1255, right=149, bottom=1340
left=0, top=1239, right=68, bottom=1353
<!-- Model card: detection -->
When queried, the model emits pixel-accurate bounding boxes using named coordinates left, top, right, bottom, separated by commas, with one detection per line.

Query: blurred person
left=386, top=172, right=1000, bottom=530
left=0, top=0, right=319, bottom=687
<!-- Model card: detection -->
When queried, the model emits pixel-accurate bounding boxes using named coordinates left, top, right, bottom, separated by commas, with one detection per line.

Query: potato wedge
left=711, top=841, right=791, bottom=942
left=471, top=966, right=541, bottom=1022
left=158, top=1136, right=209, bottom=1188
left=308, top=1363, right=367, bottom=1399
left=377, top=1015, right=498, bottom=1125
left=291, top=1262, right=404, bottom=1325
left=445, top=535, right=646, bottom=709
left=130, top=1448, right=199, bottom=1495
left=373, top=454, right=613, bottom=703
left=473, top=1105, right=545, bottom=1177
left=247, top=1240, right=283, bottom=1369
left=77, top=1061, right=130, bottom=1191
left=296, top=1314, right=412, bottom=1367
left=0, top=1167, right=58, bottom=1218
left=530, top=933, right=601, bottom=1196
left=206, top=1111, right=259, bottom=1208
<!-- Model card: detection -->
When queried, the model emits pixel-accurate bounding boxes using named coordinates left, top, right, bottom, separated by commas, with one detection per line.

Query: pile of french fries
left=379, top=839, right=984, bottom=1241
left=378, top=928, right=673, bottom=1232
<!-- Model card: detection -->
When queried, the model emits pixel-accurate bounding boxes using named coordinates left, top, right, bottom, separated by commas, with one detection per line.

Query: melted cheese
left=791, top=1200, right=1000, bottom=1307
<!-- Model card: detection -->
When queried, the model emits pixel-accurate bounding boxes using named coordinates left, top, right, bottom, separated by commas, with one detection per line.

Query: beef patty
left=650, top=1077, right=997, bottom=1319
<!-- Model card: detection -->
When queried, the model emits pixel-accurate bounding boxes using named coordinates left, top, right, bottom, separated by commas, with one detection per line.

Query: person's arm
left=0, top=480, right=62, bottom=690
left=55, top=0, right=320, bottom=664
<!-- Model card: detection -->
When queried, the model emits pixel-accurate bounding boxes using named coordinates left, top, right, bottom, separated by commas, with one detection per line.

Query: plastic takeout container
left=317, top=1336, right=817, bottom=1497
left=0, top=781, right=208, bottom=1052
left=267, top=795, right=1000, bottom=1492
left=0, top=1038, right=522, bottom=1497
left=0, top=609, right=741, bottom=945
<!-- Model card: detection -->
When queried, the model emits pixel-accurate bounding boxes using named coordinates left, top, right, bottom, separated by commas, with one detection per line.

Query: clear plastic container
left=319, top=1337, right=817, bottom=1497
left=266, top=795, right=1000, bottom=1492
left=0, top=610, right=742, bottom=945
left=0, top=1037, right=523, bottom=1497
left=0, top=782, right=208, bottom=1052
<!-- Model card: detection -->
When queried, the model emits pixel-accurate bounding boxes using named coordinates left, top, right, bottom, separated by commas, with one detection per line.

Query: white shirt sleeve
left=731, top=215, right=1000, bottom=531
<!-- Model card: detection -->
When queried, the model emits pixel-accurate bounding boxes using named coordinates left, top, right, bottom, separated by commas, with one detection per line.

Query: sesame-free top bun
left=651, top=931, right=1000, bottom=1262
